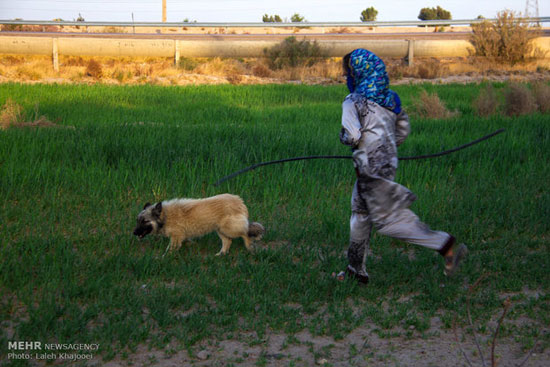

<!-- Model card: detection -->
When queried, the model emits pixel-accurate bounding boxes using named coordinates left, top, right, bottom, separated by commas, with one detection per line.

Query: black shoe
left=347, top=266, right=369, bottom=284
left=334, top=265, right=369, bottom=284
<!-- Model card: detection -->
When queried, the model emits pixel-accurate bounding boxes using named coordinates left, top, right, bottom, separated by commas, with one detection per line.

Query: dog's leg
left=171, top=238, right=184, bottom=252
left=216, top=233, right=232, bottom=256
left=242, top=236, right=254, bottom=252
left=162, top=237, right=182, bottom=257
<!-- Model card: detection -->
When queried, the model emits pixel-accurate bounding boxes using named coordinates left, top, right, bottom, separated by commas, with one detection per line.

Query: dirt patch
left=95, top=322, right=549, bottom=367
left=81, top=286, right=550, bottom=367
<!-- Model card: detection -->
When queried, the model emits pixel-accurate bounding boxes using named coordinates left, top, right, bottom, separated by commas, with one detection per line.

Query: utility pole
left=525, top=0, right=539, bottom=18
left=162, top=0, right=167, bottom=22
left=525, top=0, right=540, bottom=25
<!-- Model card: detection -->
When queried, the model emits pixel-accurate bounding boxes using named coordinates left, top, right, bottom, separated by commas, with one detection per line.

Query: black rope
left=398, top=128, right=505, bottom=160
left=213, top=128, right=505, bottom=186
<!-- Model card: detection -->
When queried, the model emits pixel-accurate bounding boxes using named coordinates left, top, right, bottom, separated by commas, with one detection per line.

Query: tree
left=290, top=13, right=305, bottom=23
left=360, top=7, right=378, bottom=22
left=436, top=6, right=452, bottom=19
left=418, top=6, right=451, bottom=20
left=262, top=14, right=282, bottom=23
left=418, top=7, right=435, bottom=20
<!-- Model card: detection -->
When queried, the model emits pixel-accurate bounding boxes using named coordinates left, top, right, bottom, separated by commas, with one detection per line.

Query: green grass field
left=0, top=82, right=549, bottom=365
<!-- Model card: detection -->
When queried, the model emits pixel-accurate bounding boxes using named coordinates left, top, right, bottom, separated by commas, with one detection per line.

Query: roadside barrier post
left=52, top=38, right=59, bottom=72
left=407, top=39, right=414, bottom=66
left=174, top=40, right=180, bottom=66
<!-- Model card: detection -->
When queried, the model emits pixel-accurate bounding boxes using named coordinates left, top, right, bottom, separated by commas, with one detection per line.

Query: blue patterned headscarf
left=346, top=48, right=401, bottom=114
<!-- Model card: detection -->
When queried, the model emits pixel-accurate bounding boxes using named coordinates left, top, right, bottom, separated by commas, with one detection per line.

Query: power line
left=525, top=0, right=540, bottom=18
left=525, top=0, right=540, bottom=26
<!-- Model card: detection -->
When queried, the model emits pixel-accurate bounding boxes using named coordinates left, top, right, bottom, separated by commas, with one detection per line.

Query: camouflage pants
left=348, top=149, right=451, bottom=277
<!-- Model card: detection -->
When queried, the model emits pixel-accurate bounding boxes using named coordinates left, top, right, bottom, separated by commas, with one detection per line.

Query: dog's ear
left=143, top=202, right=151, bottom=210
left=152, top=202, right=162, bottom=218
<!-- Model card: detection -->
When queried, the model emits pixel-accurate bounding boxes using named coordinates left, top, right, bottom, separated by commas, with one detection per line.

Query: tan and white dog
left=133, top=194, right=264, bottom=256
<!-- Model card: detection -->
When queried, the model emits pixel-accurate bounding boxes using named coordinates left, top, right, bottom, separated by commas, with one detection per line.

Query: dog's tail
left=248, top=222, right=265, bottom=240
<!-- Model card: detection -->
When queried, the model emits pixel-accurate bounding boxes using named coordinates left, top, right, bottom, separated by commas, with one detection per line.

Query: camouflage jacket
left=340, top=93, right=410, bottom=159
left=340, top=93, right=417, bottom=228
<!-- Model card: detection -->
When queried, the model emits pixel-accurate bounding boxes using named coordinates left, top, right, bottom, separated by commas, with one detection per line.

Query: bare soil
left=97, top=316, right=549, bottom=367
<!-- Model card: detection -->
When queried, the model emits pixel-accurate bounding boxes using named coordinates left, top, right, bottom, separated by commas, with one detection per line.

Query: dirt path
left=100, top=324, right=549, bottom=367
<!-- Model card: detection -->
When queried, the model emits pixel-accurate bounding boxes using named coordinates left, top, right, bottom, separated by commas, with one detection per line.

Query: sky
left=0, top=0, right=547, bottom=23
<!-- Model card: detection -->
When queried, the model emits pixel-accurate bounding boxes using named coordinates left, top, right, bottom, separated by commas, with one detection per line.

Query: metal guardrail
left=1, top=17, right=549, bottom=28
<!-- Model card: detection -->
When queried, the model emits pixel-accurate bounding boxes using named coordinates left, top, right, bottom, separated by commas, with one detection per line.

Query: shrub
left=503, top=83, right=537, bottom=116
left=411, top=90, right=456, bottom=119
left=133, top=63, right=153, bottom=77
left=112, top=69, right=128, bottom=83
left=0, top=99, right=57, bottom=129
left=532, top=82, right=550, bottom=113
left=252, top=63, right=272, bottom=78
left=470, top=20, right=500, bottom=57
left=386, top=58, right=449, bottom=80
left=474, top=84, right=499, bottom=117
left=386, top=59, right=410, bottom=80
left=16, top=66, right=42, bottom=80
left=470, top=10, right=539, bottom=64
left=0, top=98, right=24, bottom=129
left=264, top=36, right=324, bottom=70
left=417, top=60, right=448, bottom=79
left=178, top=57, right=198, bottom=71
left=64, top=56, right=86, bottom=67
left=0, top=56, right=24, bottom=66
left=226, top=73, right=242, bottom=85
left=194, top=58, right=246, bottom=80
left=85, top=59, right=103, bottom=78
